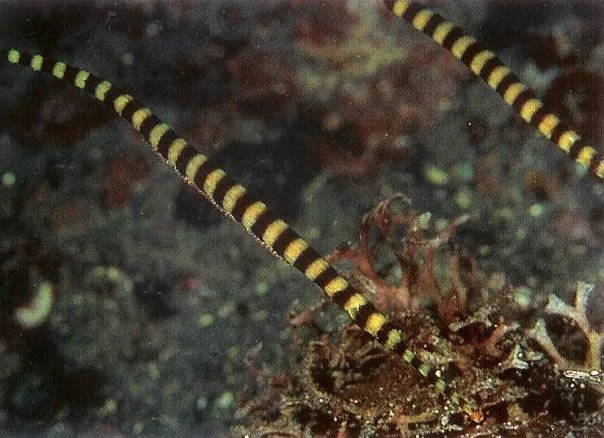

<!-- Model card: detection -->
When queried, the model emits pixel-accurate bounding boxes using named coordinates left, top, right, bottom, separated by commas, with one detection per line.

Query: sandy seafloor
left=0, top=0, right=602, bottom=436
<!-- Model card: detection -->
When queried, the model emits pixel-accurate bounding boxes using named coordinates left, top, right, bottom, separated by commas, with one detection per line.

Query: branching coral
left=327, top=194, right=475, bottom=325
left=529, top=281, right=603, bottom=372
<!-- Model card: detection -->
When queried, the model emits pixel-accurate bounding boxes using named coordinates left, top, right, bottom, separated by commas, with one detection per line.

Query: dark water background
left=0, top=0, right=602, bottom=435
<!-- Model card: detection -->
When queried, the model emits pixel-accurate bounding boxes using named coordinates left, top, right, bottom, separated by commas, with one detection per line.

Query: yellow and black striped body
left=3, top=48, right=482, bottom=422
left=384, top=0, right=604, bottom=181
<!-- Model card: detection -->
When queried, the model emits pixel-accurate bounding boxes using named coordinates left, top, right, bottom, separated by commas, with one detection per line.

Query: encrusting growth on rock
left=236, top=196, right=603, bottom=436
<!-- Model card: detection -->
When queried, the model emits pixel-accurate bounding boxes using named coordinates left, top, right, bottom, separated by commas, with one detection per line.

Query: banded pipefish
left=2, top=48, right=483, bottom=422
left=384, top=0, right=603, bottom=181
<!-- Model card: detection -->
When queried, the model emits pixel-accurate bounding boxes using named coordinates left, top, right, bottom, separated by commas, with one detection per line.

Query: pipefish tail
left=2, top=49, right=483, bottom=422
left=384, top=0, right=604, bottom=181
